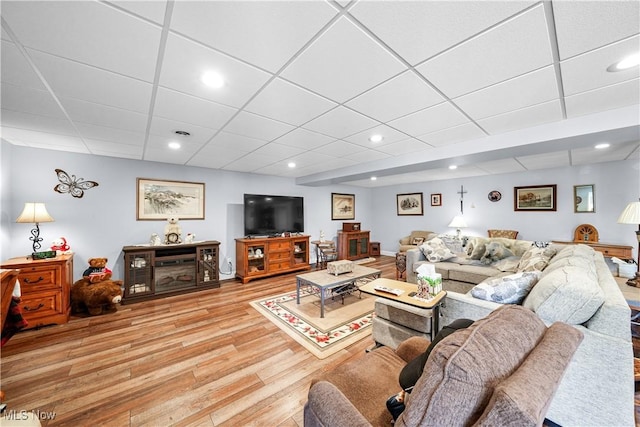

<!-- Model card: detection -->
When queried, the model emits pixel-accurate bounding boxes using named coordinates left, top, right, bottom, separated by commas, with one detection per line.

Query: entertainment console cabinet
left=121, top=240, right=219, bottom=303
left=337, top=230, right=371, bottom=261
left=235, top=235, right=310, bottom=283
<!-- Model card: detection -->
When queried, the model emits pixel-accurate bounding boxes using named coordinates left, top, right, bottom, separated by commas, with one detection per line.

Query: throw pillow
left=492, top=256, right=521, bottom=272
left=471, top=272, right=541, bottom=304
left=517, top=246, right=557, bottom=272
left=419, top=238, right=456, bottom=262
left=412, top=237, right=425, bottom=245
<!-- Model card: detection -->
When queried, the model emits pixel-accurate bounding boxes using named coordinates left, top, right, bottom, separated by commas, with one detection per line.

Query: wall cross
left=457, top=185, right=467, bottom=214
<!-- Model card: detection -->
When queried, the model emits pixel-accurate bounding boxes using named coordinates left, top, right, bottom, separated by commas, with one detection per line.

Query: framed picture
left=137, top=178, right=205, bottom=220
left=396, top=192, right=423, bottom=216
left=430, top=193, right=442, bottom=206
left=514, top=184, right=557, bottom=211
left=331, top=193, right=355, bottom=220
left=574, top=184, right=595, bottom=213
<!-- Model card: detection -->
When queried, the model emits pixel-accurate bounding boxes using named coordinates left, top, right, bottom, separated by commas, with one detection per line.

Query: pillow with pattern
left=517, top=246, right=558, bottom=272
left=419, top=237, right=456, bottom=262
left=471, top=272, right=541, bottom=304
left=412, top=237, right=425, bottom=245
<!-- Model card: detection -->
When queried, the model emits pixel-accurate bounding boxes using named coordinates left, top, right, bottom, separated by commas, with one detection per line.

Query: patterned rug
left=250, top=290, right=375, bottom=359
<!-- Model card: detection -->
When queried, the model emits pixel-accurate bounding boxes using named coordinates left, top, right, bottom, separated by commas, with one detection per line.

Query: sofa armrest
left=395, top=336, right=431, bottom=362
left=304, top=381, right=371, bottom=427
left=399, top=236, right=411, bottom=245
left=405, top=247, right=426, bottom=283
left=440, top=291, right=502, bottom=327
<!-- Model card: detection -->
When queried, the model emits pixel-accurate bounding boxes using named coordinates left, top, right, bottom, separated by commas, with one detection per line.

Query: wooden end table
left=395, top=252, right=407, bottom=280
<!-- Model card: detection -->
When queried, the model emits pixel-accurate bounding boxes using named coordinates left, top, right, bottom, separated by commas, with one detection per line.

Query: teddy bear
left=480, top=241, right=515, bottom=265
left=82, top=257, right=112, bottom=283
left=71, top=278, right=123, bottom=315
left=51, top=237, right=72, bottom=255
left=164, top=217, right=182, bottom=244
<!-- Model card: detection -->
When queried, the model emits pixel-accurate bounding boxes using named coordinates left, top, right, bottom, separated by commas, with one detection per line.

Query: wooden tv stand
left=236, top=235, right=310, bottom=283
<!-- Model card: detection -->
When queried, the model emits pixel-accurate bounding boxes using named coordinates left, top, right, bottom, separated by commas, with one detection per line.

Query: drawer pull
left=24, top=276, right=44, bottom=284
left=24, top=303, right=45, bottom=312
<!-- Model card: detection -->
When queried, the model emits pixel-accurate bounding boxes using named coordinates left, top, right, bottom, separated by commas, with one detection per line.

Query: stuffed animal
left=51, top=237, right=72, bottom=255
left=480, top=241, right=515, bottom=265
left=164, top=217, right=182, bottom=244
left=82, top=257, right=113, bottom=283
left=71, top=278, right=123, bottom=315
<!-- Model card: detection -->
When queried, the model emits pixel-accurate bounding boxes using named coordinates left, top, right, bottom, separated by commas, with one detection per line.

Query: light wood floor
left=0, top=256, right=397, bottom=426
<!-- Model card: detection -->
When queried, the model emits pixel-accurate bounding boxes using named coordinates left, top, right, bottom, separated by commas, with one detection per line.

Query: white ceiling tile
left=84, top=139, right=143, bottom=157
left=344, top=124, right=409, bottom=148
left=244, top=78, right=337, bottom=126
left=75, top=123, right=145, bottom=147
left=145, top=134, right=200, bottom=153
left=108, top=1, right=168, bottom=25
left=223, top=111, right=295, bottom=141
left=153, top=88, right=237, bottom=130
left=376, top=138, right=431, bottom=155
left=171, top=1, right=337, bottom=72
left=343, top=149, right=391, bottom=163
left=143, top=147, right=196, bottom=165
left=478, top=100, right=563, bottom=135
left=565, top=79, right=640, bottom=119
left=419, top=123, right=486, bottom=147
left=148, top=117, right=217, bottom=147
left=561, top=36, right=640, bottom=96
left=312, top=140, right=365, bottom=157
left=417, top=4, right=553, bottom=98
left=1, top=126, right=87, bottom=151
left=455, top=66, right=559, bottom=120
left=159, top=33, right=273, bottom=108
left=1, top=41, right=47, bottom=90
left=60, top=97, right=148, bottom=133
left=345, top=71, right=445, bottom=122
left=223, top=152, right=282, bottom=172
left=272, top=128, right=335, bottom=150
left=285, top=151, right=335, bottom=168
left=389, top=102, right=469, bottom=136
left=1, top=109, right=76, bottom=136
left=516, top=151, right=570, bottom=170
left=2, top=1, right=161, bottom=81
left=475, top=158, right=527, bottom=175
left=571, top=141, right=640, bottom=165
left=1, top=83, right=66, bottom=118
left=28, top=49, right=153, bottom=113
left=552, top=0, right=640, bottom=59
left=186, top=144, right=247, bottom=169
left=1, top=26, right=11, bottom=41
left=303, top=106, right=378, bottom=139
left=252, top=142, right=305, bottom=159
left=281, top=17, right=406, bottom=103
left=209, top=131, right=265, bottom=153
left=351, top=1, right=535, bottom=65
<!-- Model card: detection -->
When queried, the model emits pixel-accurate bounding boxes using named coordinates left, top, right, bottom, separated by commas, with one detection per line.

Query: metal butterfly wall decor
left=54, top=169, right=99, bottom=198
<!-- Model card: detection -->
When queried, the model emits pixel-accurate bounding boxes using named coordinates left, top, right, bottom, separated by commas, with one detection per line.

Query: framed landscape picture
left=514, top=184, right=557, bottom=211
left=396, top=192, right=423, bottom=216
left=137, top=178, right=205, bottom=220
left=331, top=193, right=355, bottom=220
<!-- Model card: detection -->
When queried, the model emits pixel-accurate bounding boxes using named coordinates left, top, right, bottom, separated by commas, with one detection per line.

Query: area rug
left=250, top=290, right=375, bottom=359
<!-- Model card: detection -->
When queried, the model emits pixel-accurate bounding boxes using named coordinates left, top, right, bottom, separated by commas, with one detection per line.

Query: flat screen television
left=244, top=194, right=304, bottom=237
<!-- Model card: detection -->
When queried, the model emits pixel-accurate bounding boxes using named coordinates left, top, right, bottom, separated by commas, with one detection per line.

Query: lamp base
left=627, top=272, right=640, bottom=288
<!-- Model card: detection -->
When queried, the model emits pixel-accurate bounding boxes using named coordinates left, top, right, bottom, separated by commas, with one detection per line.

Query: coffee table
left=296, top=265, right=381, bottom=318
left=359, top=278, right=446, bottom=341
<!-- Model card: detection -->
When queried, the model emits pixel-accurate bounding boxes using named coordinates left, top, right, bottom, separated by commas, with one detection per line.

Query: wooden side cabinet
left=1, top=253, right=73, bottom=329
left=122, top=241, right=220, bottom=304
left=235, top=235, right=311, bottom=283
left=337, top=231, right=371, bottom=261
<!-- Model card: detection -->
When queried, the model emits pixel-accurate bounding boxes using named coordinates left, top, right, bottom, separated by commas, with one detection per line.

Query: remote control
left=373, top=286, right=403, bottom=296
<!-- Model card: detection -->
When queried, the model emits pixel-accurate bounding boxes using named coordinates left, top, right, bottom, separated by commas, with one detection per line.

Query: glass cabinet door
left=359, top=236, right=369, bottom=255
left=125, top=252, right=153, bottom=296
left=293, top=239, right=307, bottom=265
left=247, top=244, right=265, bottom=274
left=197, top=246, right=218, bottom=285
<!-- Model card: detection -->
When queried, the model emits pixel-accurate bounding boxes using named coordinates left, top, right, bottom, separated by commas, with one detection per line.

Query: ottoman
left=372, top=298, right=435, bottom=349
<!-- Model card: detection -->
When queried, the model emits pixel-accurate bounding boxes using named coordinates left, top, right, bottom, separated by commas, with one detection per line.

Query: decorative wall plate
left=488, top=191, right=502, bottom=202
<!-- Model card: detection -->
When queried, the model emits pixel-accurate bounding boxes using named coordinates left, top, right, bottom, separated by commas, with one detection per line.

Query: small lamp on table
left=448, top=215, right=468, bottom=240
left=15, top=202, right=55, bottom=257
left=617, top=200, right=640, bottom=287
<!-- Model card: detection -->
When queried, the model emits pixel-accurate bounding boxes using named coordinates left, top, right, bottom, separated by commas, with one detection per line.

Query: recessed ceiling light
left=201, top=70, right=225, bottom=88
left=174, top=130, right=190, bottom=136
left=606, top=52, right=640, bottom=72
left=449, top=165, right=458, bottom=170
left=369, top=134, right=383, bottom=143
left=287, top=162, right=296, bottom=168
left=168, top=142, right=181, bottom=150
left=370, top=176, right=377, bottom=181
left=595, top=143, right=610, bottom=149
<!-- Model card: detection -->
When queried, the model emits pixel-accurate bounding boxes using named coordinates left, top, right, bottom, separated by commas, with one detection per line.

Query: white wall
left=371, top=159, right=640, bottom=257
left=0, top=143, right=374, bottom=280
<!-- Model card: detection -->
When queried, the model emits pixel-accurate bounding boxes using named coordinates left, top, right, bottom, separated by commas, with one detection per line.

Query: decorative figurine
left=149, top=233, right=162, bottom=246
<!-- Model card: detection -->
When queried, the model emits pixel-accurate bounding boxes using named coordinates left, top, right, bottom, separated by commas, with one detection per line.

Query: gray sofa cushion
left=471, top=272, right=541, bottom=304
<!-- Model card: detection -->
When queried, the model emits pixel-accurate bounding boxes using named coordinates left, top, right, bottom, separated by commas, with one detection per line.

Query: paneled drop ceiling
left=1, top=0, right=639, bottom=187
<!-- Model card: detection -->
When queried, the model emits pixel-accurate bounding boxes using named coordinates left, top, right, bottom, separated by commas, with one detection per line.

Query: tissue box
left=619, top=262, right=636, bottom=278
left=416, top=273, right=442, bottom=300
left=328, top=260, right=354, bottom=276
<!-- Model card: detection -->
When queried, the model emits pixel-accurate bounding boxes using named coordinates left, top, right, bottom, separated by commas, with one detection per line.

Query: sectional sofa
left=404, top=240, right=635, bottom=427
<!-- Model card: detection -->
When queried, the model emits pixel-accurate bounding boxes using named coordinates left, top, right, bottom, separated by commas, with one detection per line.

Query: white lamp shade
left=617, top=201, right=640, bottom=224
left=448, top=215, right=468, bottom=228
left=15, top=203, right=54, bottom=223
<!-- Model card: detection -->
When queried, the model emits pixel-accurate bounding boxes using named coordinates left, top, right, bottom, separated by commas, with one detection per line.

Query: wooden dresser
left=1, top=254, right=73, bottom=329
left=552, top=241, right=633, bottom=260
left=235, top=235, right=310, bottom=283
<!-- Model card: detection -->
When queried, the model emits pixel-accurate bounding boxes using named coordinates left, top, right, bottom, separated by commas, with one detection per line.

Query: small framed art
left=331, top=193, right=355, bottom=220
left=396, top=193, right=423, bottom=216
left=430, top=193, right=442, bottom=206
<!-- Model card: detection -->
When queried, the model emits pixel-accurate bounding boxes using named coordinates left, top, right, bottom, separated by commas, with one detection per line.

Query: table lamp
left=448, top=215, right=468, bottom=240
left=617, top=200, right=640, bottom=287
left=16, top=202, right=55, bottom=257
